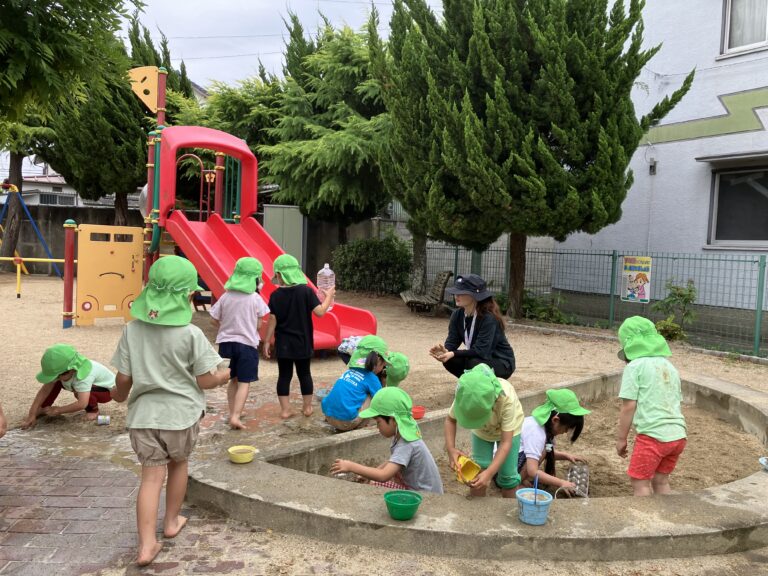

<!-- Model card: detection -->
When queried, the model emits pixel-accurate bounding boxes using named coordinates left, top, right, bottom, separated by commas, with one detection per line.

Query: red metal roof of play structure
left=159, top=126, right=253, bottom=158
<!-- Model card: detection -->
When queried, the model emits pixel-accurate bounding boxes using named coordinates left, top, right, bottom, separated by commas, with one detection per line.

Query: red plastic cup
left=412, top=405, right=426, bottom=420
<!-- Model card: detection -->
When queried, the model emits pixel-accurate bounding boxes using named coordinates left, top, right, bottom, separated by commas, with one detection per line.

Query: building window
left=725, top=0, right=768, bottom=52
left=39, top=193, right=58, bottom=205
left=58, top=195, right=75, bottom=206
left=52, top=186, right=63, bottom=192
left=711, top=168, right=768, bottom=246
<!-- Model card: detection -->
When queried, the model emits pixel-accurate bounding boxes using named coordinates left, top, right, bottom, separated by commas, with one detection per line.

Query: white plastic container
left=316, top=263, right=335, bottom=310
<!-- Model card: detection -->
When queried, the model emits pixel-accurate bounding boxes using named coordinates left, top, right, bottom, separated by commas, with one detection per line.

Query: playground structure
left=14, top=65, right=373, bottom=344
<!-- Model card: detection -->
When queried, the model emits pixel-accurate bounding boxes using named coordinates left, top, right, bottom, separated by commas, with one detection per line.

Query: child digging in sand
left=111, top=256, right=230, bottom=566
left=210, top=257, right=270, bottom=429
left=22, top=344, right=116, bottom=428
left=264, top=254, right=334, bottom=419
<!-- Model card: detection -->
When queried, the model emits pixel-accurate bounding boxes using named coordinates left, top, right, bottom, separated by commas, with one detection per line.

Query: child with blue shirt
left=322, top=335, right=389, bottom=431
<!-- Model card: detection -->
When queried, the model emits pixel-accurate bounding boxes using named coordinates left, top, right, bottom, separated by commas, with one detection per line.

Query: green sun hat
left=131, top=255, right=201, bottom=327
left=224, top=257, right=263, bottom=293
left=531, top=389, right=591, bottom=425
left=271, top=254, right=307, bottom=286
left=618, top=316, right=671, bottom=361
left=359, top=387, right=421, bottom=441
left=453, top=364, right=502, bottom=429
left=36, top=344, right=92, bottom=384
left=348, top=335, right=389, bottom=368
left=384, top=352, right=410, bottom=387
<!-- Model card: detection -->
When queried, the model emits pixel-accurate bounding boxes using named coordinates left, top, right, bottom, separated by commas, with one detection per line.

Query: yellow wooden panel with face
left=129, top=66, right=159, bottom=113
left=75, top=225, right=144, bottom=326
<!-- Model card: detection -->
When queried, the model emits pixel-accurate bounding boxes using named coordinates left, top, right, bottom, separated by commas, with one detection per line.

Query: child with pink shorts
left=615, top=316, right=687, bottom=496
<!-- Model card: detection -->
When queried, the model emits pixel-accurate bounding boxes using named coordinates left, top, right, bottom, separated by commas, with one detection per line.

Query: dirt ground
left=3, top=274, right=768, bottom=575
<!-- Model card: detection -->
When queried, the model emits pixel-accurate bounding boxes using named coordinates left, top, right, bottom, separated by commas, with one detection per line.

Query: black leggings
left=276, top=357, right=313, bottom=397
left=442, top=355, right=514, bottom=379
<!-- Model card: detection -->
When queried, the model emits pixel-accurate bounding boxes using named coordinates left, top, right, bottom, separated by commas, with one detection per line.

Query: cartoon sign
left=621, top=256, right=652, bottom=303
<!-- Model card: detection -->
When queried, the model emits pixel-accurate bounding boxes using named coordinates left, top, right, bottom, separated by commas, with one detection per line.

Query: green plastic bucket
left=384, top=490, right=422, bottom=521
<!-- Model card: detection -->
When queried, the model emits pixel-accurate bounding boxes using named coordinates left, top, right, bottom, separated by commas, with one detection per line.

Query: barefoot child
left=321, top=335, right=389, bottom=431
left=518, top=389, right=590, bottom=492
left=331, top=387, right=443, bottom=494
left=444, top=363, right=524, bottom=498
left=21, top=344, right=115, bottom=428
left=210, top=257, right=269, bottom=429
left=111, top=256, right=230, bottom=566
left=616, top=316, right=687, bottom=496
left=264, top=254, right=334, bottom=419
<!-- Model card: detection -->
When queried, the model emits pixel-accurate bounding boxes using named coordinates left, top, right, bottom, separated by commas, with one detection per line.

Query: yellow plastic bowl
left=228, top=445, right=257, bottom=464
left=456, top=455, right=481, bottom=484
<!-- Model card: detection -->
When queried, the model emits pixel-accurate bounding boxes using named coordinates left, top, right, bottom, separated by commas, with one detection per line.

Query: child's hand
left=560, top=480, right=578, bottom=494
left=562, top=452, right=586, bottom=464
left=20, top=416, right=37, bottom=430
left=46, top=407, right=61, bottom=417
left=469, top=469, right=492, bottom=490
left=263, top=342, right=271, bottom=359
left=615, top=438, right=628, bottom=458
left=218, top=368, right=231, bottom=387
left=330, top=459, right=351, bottom=475
left=446, top=447, right=467, bottom=471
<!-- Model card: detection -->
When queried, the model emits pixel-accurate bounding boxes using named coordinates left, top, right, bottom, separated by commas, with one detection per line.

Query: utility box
left=263, top=204, right=306, bottom=267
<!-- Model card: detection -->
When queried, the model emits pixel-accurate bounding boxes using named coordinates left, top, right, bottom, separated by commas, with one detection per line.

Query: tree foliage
left=0, top=0, right=135, bottom=121
left=374, top=0, right=693, bottom=313
left=259, top=12, right=389, bottom=225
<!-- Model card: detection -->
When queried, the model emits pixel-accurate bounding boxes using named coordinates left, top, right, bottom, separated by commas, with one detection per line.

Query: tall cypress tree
left=378, top=0, right=693, bottom=315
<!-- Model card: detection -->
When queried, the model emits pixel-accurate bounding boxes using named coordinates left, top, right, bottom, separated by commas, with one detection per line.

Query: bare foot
left=280, top=410, right=295, bottom=419
left=163, top=515, right=188, bottom=539
left=302, top=406, right=313, bottom=417
left=136, top=542, right=163, bottom=566
left=228, top=418, right=246, bottom=430
left=85, top=412, right=99, bottom=421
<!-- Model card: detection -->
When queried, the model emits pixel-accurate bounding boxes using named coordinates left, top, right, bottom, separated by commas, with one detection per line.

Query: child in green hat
left=330, top=387, right=443, bottom=494
left=616, top=316, right=687, bottom=497
left=321, top=335, right=389, bottom=431
left=111, top=255, right=230, bottom=567
left=21, top=344, right=116, bottom=428
left=444, top=363, right=525, bottom=498
left=518, top=389, right=590, bottom=492
left=210, top=257, right=270, bottom=430
left=264, top=253, right=335, bottom=419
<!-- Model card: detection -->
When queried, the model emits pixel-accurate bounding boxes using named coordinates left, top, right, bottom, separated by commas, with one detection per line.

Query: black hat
left=445, top=274, right=493, bottom=301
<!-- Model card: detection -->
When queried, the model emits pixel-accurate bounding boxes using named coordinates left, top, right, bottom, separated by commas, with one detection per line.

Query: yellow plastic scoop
left=456, top=455, right=481, bottom=484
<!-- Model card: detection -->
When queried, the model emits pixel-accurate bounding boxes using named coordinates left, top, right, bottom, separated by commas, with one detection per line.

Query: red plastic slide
left=165, top=211, right=376, bottom=350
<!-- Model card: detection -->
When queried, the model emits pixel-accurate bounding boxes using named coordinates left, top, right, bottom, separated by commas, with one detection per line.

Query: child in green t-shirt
left=111, top=256, right=230, bottom=567
left=616, top=316, right=687, bottom=496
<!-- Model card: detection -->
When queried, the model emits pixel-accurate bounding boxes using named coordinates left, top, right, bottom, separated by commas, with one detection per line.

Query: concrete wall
left=559, top=2, right=768, bottom=255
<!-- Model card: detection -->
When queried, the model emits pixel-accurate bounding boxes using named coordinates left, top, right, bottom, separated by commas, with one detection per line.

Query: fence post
left=609, top=250, right=618, bottom=328
left=754, top=255, right=766, bottom=357
left=453, top=245, right=459, bottom=279
left=471, top=250, right=482, bottom=275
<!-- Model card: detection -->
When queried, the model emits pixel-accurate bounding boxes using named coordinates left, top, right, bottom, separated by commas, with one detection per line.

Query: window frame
left=709, top=166, right=768, bottom=248
left=723, top=0, right=768, bottom=54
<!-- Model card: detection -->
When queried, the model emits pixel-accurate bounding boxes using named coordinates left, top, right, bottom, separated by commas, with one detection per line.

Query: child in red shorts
left=615, top=316, right=687, bottom=496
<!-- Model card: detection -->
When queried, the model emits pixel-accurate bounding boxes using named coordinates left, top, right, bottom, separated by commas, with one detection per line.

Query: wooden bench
left=400, top=270, right=453, bottom=314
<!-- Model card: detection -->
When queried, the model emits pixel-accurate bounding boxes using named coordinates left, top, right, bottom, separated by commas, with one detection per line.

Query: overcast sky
left=125, top=0, right=444, bottom=88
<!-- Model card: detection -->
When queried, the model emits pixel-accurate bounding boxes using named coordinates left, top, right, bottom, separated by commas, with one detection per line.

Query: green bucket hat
left=531, top=389, right=591, bottom=426
left=271, top=254, right=306, bottom=286
left=36, top=344, right=92, bottom=384
left=618, top=316, right=671, bottom=361
left=359, top=387, right=421, bottom=441
left=384, top=352, right=410, bottom=387
left=348, top=335, right=389, bottom=368
left=454, top=364, right=502, bottom=429
left=131, top=255, right=201, bottom=326
left=224, top=257, right=263, bottom=293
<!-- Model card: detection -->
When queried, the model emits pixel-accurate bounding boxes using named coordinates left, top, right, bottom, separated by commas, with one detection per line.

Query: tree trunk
left=410, top=232, right=427, bottom=293
left=114, top=192, right=128, bottom=226
left=0, top=152, right=25, bottom=270
left=506, top=232, right=527, bottom=319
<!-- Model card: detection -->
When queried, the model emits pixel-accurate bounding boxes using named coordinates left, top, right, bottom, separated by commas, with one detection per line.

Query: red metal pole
left=63, top=219, right=76, bottom=328
left=214, top=152, right=225, bottom=215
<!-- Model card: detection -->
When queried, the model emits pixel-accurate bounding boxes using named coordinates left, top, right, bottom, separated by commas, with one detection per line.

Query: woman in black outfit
left=429, top=274, right=515, bottom=378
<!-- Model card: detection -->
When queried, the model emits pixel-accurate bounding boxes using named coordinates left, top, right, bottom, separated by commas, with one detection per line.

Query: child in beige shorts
left=111, top=256, right=229, bottom=567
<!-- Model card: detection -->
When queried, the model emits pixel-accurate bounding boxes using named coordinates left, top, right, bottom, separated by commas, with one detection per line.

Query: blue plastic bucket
left=516, top=488, right=553, bottom=525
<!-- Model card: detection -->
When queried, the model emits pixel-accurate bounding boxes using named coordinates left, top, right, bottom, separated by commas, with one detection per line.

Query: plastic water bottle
left=316, top=263, right=335, bottom=311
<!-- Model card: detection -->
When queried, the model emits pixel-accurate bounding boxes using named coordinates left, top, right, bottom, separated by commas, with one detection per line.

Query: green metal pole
left=453, top=245, right=459, bottom=279
left=753, top=255, right=766, bottom=356
left=471, top=250, right=482, bottom=275
left=609, top=250, right=618, bottom=328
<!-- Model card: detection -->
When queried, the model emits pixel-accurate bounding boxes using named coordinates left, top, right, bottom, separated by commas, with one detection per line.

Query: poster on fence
left=621, top=256, right=652, bottom=303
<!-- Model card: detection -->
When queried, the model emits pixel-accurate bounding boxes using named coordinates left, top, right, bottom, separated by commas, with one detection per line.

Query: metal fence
left=419, top=242, right=768, bottom=357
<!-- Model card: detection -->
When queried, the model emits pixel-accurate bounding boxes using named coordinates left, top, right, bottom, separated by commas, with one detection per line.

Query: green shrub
left=331, top=234, right=411, bottom=295
left=655, top=315, right=685, bottom=342
left=651, top=279, right=697, bottom=341
left=522, top=290, right=573, bottom=324
left=494, top=292, right=510, bottom=315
